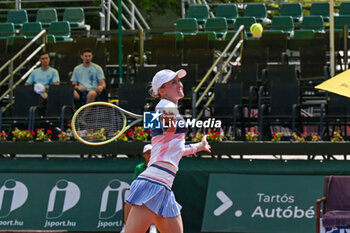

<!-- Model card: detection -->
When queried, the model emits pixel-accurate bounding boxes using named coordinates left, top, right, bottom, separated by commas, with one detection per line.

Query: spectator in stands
left=71, top=48, right=106, bottom=104
left=25, top=52, right=60, bottom=99
left=121, top=144, right=157, bottom=233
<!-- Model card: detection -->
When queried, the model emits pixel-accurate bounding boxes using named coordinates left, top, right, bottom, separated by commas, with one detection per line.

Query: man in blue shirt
left=71, top=48, right=106, bottom=103
left=25, top=52, right=60, bottom=98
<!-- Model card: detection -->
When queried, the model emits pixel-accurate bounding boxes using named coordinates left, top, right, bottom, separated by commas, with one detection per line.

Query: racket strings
left=75, top=105, right=125, bottom=142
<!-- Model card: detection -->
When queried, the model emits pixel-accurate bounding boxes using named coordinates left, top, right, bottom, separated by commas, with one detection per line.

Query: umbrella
left=315, top=69, right=350, bottom=98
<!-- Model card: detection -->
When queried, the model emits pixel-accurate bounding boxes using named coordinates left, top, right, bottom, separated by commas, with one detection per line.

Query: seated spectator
left=71, top=48, right=106, bottom=104
left=25, top=51, right=60, bottom=99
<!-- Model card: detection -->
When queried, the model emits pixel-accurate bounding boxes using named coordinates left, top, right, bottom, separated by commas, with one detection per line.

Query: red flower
left=127, top=131, right=134, bottom=136
left=31, top=131, right=35, bottom=135
left=146, top=129, right=152, bottom=133
left=90, top=129, right=94, bottom=132
left=26, top=130, right=30, bottom=133
left=47, top=130, right=52, bottom=134
left=139, top=131, right=145, bottom=135
left=67, top=123, right=72, bottom=127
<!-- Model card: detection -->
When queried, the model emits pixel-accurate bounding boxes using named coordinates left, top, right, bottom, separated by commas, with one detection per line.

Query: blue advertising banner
left=0, top=173, right=133, bottom=231
left=201, top=174, right=324, bottom=233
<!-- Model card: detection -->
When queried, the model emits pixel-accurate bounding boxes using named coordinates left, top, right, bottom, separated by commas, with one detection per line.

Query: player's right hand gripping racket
left=71, top=102, right=142, bottom=146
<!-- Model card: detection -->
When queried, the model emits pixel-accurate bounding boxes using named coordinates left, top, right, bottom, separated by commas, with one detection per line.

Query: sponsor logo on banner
left=97, top=179, right=130, bottom=229
left=44, top=179, right=79, bottom=228
left=0, top=179, right=26, bottom=226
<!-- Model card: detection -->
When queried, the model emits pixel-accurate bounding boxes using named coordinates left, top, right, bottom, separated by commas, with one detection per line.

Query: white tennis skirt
left=126, top=177, right=182, bottom=218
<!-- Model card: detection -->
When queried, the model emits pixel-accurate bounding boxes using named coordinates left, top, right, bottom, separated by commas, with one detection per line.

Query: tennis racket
left=71, top=102, right=143, bottom=146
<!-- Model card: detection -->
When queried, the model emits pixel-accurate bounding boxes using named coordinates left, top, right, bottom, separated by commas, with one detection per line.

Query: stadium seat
left=280, top=3, right=303, bottom=24
left=261, top=33, right=288, bottom=63
left=175, top=18, right=198, bottom=35
left=244, top=3, right=271, bottom=24
left=299, top=45, right=327, bottom=82
left=224, top=31, right=241, bottom=41
left=233, top=16, right=256, bottom=38
left=0, top=23, right=15, bottom=39
left=6, top=10, right=28, bottom=29
left=155, top=49, right=183, bottom=66
left=340, top=2, right=350, bottom=15
left=299, top=15, right=325, bottom=33
left=316, top=176, right=350, bottom=233
left=203, top=17, right=227, bottom=38
left=310, top=2, right=330, bottom=23
left=152, top=34, right=177, bottom=50
left=20, top=22, right=43, bottom=39
left=74, top=37, right=98, bottom=54
left=215, top=4, right=238, bottom=24
left=213, top=82, right=244, bottom=139
left=183, top=34, right=210, bottom=51
left=46, top=42, right=77, bottom=82
left=258, top=79, right=300, bottom=140
left=197, top=31, right=217, bottom=41
left=118, top=83, right=147, bottom=115
left=334, top=15, right=350, bottom=36
left=292, top=30, right=315, bottom=39
left=108, top=35, right=135, bottom=65
left=319, top=94, right=350, bottom=139
left=135, top=66, right=163, bottom=85
left=186, top=48, right=214, bottom=79
left=0, top=38, right=7, bottom=58
left=63, top=7, right=90, bottom=30
left=263, top=65, right=298, bottom=92
left=263, top=16, right=294, bottom=36
left=0, top=85, right=41, bottom=131
left=36, top=8, right=58, bottom=28
left=187, top=4, right=209, bottom=25
left=48, top=21, right=73, bottom=42
left=28, top=84, right=74, bottom=131
left=163, top=31, right=184, bottom=41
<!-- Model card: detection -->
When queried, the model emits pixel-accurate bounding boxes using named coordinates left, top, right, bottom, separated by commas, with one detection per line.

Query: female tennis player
left=124, top=69, right=211, bottom=233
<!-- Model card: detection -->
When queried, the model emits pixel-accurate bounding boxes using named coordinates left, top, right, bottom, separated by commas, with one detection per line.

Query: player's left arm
left=183, top=135, right=211, bottom=156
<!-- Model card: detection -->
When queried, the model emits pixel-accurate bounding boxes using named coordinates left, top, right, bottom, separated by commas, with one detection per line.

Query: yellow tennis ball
left=250, top=23, right=263, bottom=36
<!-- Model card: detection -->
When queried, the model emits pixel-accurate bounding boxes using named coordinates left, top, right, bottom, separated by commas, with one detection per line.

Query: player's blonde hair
left=149, top=83, right=165, bottom=98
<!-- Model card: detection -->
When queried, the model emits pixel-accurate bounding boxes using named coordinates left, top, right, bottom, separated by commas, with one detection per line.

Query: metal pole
left=330, top=0, right=335, bottom=77
left=100, top=0, right=106, bottom=31
left=9, top=62, right=13, bottom=105
left=131, top=4, right=135, bottom=30
left=345, top=25, right=348, bottom=70
left=118, top=0, right=123, bottom=84
left=106, top=0, right=111, bottom=31
left=139, top=29, right=144, bottom=67
left=181, top=0, right=185, bottom=18
left=16, top=0, right=21, bottom=10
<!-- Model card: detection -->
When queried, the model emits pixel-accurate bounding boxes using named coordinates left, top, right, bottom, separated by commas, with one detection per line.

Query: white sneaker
left=120, top=224, right=125, bottom=233
left=149, top=224, right=157, bottom=233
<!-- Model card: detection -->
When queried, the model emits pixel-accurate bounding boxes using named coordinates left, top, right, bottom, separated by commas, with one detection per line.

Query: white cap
left=152, top=69, right=186, bottom=95
left=143, top=144, right=152, bottom=153
left=34, top=83, right=47, bottom=99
